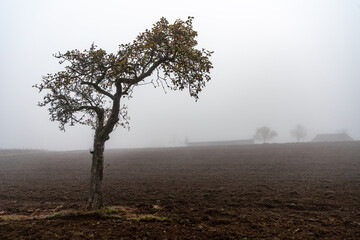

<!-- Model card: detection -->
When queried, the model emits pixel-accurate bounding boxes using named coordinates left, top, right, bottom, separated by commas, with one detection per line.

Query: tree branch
left=80, top=81, right=114, bottom=100
left=54, top=95, right=103, bottom=118
left=129, top=57, right=169, bottom=85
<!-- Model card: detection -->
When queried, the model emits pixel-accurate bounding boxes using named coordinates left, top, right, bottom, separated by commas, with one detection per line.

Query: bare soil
left=0, top=142, right=359, bottom=239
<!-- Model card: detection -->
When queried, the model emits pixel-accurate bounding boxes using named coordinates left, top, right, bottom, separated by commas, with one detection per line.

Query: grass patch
left=46, top=206, right=124, bottom=220
left=71, top=231, right=85, bottom=237
left=1, top=206, right=171, bottom=223
left=128, top=215, right=170, bottom=222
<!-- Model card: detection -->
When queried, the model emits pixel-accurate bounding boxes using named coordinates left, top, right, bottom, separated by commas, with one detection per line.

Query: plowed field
left=0, top=142, right=359, bottom=239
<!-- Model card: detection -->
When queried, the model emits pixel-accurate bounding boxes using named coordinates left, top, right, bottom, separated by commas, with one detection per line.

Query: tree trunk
left=87, top=81, right=122, bottom=210
left=87, top=134, right=106, bottom=210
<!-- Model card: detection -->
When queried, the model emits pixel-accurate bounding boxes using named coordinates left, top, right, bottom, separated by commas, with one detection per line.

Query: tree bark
left=87, top=134, right=106, bottom=210
left=87, top=81, right=122, bottom=210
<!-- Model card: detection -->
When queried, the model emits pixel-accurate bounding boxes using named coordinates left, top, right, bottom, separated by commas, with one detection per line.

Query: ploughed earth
left=0, top=142, right=359, bottom=239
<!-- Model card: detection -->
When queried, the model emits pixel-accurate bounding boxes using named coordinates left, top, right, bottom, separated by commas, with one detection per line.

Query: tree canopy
left=254, top=126, right=277, bottom=143
left=34, top=17, right=213, bottom=133
left=290, top=124, right=307, bottom=142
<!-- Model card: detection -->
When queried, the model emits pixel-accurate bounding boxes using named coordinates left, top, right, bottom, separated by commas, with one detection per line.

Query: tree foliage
left=34, top=17, right=213, bottom=133
left=253, top=126, right=277, bottom=143
left=290, top=124, right=307, bottom=142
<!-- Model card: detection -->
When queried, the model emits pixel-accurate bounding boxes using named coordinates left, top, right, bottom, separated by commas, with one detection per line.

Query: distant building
left=186, top=139, right=254, bottom=147
left=312, top=133, right=354, bottom=142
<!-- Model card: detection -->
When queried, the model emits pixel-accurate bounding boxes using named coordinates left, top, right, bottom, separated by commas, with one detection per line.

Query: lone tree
left=253, top=126, right=277, bottom=143
left=290, top=124, right=307, bottom=142
left=34, top=17, right=213, bottom=210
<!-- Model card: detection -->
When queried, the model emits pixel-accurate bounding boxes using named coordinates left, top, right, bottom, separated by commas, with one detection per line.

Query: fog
left=1, top=0, right=359, bottom=150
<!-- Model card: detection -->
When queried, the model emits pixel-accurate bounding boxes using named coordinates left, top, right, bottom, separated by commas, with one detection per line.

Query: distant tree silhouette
left=290, top=124, right=307, bottom=142
left=34, top=17, right=213, bottom=210
left=253, top=126, right=277, bottom=143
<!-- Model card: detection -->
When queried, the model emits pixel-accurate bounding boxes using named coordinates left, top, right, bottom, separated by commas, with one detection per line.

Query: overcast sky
left=1, top=0, right=359, bottom=150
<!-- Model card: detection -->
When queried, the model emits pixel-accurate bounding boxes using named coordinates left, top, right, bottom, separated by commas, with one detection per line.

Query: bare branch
left=129, top=57, right=169, bottom=85
left=80, top=81, right=114, bottom=100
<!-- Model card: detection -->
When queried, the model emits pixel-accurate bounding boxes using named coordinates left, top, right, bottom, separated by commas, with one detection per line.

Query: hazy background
left=1, top=0, right=359, bottom=150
